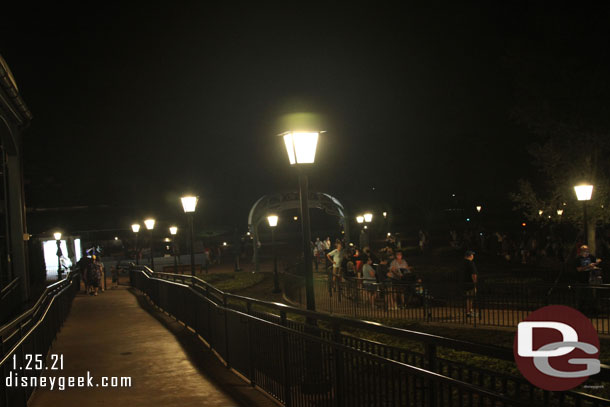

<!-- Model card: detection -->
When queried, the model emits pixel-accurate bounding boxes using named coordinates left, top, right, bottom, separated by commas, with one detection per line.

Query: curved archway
left=247, top=191, right=349, bottom=271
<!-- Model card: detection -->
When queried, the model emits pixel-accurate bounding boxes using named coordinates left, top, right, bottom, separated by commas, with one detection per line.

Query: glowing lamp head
left=382, top=211, right=387, bottom=218
left=293, top=216, right=298, bottom=221
left=267, top=214, right=279, bottom=227
left=387, top=232, right=391, bottom=237
left=364, top=225, right=368, bottom=229
left=144, top=219, right=155, bottom=230
left=222, top=242, right=227, bottom=246
left=363, top=213, right=373, bottom=223
left=169, top=226, right=178, bottom=235
left=181, top=196, right=198, bottom=213
left=282, top=131, right=319, bottom=165
left=538, top=210, right=543, bottom=216
left=557, top=209, right=564, bottom=216
left=356, top=216, right=364, bottom=224
left=114, top=237, right=118, bottom=241
left=131, top=224, right=141, bottom=233
left=574, top=184, right=593, bottom=201
left=53, top=232, right=62, bottom=240
left=476, top=205, right=482, bottom=213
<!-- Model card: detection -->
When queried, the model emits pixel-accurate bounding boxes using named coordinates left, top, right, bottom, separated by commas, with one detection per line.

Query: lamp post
left=170, top=226, right=178, bottom=273
left=267, top=214, right=280, bottom=293
left=54, top=232, right=62, bottom=277
left=181, top=196, right=198, bottom=278
left=131, top=224, right=140, bottom=265
left=282, top=130, right=319, bottom=312
left=574, top=184, right=593, bottom=244
left=144, top=219, right=155, bottom=270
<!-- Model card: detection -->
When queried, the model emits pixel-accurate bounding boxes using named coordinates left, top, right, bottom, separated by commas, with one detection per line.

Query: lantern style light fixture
left=538, top=209, right=543, bottom=216
left=356, top=216, right=364, bottom=224
left=169, top=226, right=178, bottom=235
left=53, top=232, right=62, bottom=240
left=169, top=226, right=178, bottom=272
left=364, top=225, right=368, bottom=229
left=131, top=224, right=141, bottom=264
left=144, top=219, right=155, bottom=230
left=387, top=232, right=391, bottom=237
left=180, top=195, right=199, bottom=277
left=293, top=216, right=298, bottom=221
left=282, top=131, right=319, bottom=165
left=267, top=214, right=280, bottom=293
left=476, top=205, right=482, bottom=213
left=144, top=218, right=155, bottom=269
left=574, top=183, right=594, bottom=244
left=267, top=214, right=279, bottom=227
left=382, top=211, right=387, bottom=218
left=363, top=213, right=373, bottom=223
left=557, top=209, right=564, bottom=216
left=181, top=196, right=198, bottom=213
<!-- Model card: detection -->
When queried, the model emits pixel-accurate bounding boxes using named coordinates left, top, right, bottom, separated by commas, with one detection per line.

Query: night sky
left=2, top=3, right=609, bottom=235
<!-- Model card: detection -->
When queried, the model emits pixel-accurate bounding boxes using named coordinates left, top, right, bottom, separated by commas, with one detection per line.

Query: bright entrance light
left=144, top=219, right=155, bottom=230
left=132, top=224, right=141, bottom=233
left=181, top=196, right=198, bottom=213
left=267, top=214, right=279, bottom=227
left=574, top=184, right=593, bottom=201
left=283, top=131, right=319, bottom=165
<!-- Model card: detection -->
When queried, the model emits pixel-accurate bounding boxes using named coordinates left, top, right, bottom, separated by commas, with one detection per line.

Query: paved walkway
left=28, top=285, right=273, bottom=407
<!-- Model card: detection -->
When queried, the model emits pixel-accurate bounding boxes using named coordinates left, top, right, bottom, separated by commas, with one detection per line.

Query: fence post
left=280, top=310, right=292, bottom=407
left=223, top=294, right=231, bottom=369
left=246, top=302, right=255, bottom=387
left=424, top=342, right=437, bottom=407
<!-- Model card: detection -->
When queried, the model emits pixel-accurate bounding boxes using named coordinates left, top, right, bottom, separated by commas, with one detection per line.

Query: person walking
left=463, top=250, right=478, bottom=317
left=327, top=241, right=345, bottom=292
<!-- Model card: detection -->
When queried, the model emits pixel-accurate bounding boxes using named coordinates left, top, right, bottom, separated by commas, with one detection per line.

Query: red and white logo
left=513, top=305, right=600, bottom=391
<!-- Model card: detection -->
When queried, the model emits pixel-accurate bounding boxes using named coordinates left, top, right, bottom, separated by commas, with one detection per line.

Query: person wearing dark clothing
left=463, top=250, right=478, bottom=317
left=574, top=245, right=602, bottom=284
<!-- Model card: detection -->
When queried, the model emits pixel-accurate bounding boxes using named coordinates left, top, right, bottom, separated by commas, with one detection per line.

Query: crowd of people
left=74, top=255, right=119, bottom=296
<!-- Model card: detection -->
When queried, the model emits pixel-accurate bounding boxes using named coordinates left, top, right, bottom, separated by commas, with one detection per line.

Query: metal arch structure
left=248, top=191, right=350, bottom=271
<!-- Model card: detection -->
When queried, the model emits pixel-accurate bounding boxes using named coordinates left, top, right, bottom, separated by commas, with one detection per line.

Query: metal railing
left=284, top=272, right=610, bottom=334
left=0, top=277, right=20, bottom=325
left=0, top=272, right=80, bottom=407
left=130, top=265, right=609, bottom=407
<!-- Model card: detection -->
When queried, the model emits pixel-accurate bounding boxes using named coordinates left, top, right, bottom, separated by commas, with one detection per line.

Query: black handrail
left=0, top=277, right=19, bottom=301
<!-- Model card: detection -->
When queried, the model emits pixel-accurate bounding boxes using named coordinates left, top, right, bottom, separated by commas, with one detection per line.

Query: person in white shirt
left=326, top=241, right=344, bottom=291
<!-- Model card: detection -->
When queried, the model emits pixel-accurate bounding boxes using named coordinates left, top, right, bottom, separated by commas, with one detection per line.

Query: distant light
left=131, top=224, right=141, bottom=233
left=479, top=232, right=483, bottom=236
left=356, top=216, right=364, bottom=224
left=387, top=232, right=391, bottom=237
left=169, top=226, right=178, bottom=235
left=547, top=215, right=551, bottom=219
left=557, top=209, right=563, bottom=216
left=574, top=184, right=593, bottom=201
left=341, top=230, right=344, bottom=234
left=293, top=216, right=298, bottom=221
left=181, top=196, right=199, bottom=213
left=349, top=242, right=354, bottom=247
left=382, top=211, right=387, bottom=218
left=452, top=194, right=456, bottom=197
left=166, top=246, right=170, bottom=250
left=538, top=210, right=543, bottom=216
left=364, top=225, right=368, bottom=229
left=144, top=219, right=155, bottom=230
left=246, top=231, right=251, bottom=236
left=283, top=131, right=319, bottom=165
left=267, top=214, right=279, bottom=227
left=522, top=222, right=527, bottom=227
left=164, top=238, right=171, bottom=242
left=466, top=218, right=470, bottom=222
left=114, top=236, right=118, bottom=241
left=363, top=213, right=373, bottom=223
left=476, top=205, right=482, bottom=213
left=222, top=242, right=227, bottom=246
left=53, top=232, right=62, bottom=240
left=563, top=202, right=567, bottom=206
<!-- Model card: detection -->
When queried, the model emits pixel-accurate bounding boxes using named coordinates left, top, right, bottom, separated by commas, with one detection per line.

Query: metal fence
left=283, top=272, right=610, bottom=334
left=130, top=266, right=610, bottom=407
left=0, top=272, right=80, bottom=407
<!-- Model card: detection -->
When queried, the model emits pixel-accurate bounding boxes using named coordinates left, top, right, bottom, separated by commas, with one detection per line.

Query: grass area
left=196, top=272, right=265, bottom=292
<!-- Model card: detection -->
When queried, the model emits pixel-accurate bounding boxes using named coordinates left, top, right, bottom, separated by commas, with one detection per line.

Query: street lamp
left=267, top=214, right=280, bottom=293
left=363, top=212, right=373, bottom=223
left=574, top=184, right=593, bottom=244
left=557, top=209, right=564, bottom=216
left=382, top=212, right=387, bottom=218
left=170, top=226, right=178, bottom=273
left=356, top=216, right=364, bottom=224
left=54, top=232, right=62, bottom=277
left=144, top=218, right=155, bottom=270
left=282, top=130, right=319, bottom=311
left=476, top=205, right=482, bottom=213
left=181, top=195, right=198, bottom=278
left=538, top=209, right=543, bottom=216
left=131, top=224, right=140, bottom=265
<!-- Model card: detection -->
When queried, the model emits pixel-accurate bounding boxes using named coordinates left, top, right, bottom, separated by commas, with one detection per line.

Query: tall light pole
left=170, top=226, right=178, bottom=273
left=267, top=214, right=280, bottom=293
left=131, top=224, right=140, bottom=265
left=54, top=232, right=62, bottom=277
left=181, top=195, right=198, bottom=278
left=282, top=130, right=319, bottom=311
left=144, top=219, right=155, bottom=270
left=574, top=184, right=593, bottom=244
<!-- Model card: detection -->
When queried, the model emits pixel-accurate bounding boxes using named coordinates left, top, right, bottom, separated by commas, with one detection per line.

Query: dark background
left=1, top=3, right=609, bottom=237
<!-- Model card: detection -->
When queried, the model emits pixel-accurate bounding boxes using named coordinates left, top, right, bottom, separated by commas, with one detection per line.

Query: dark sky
left=1, top=3, right=608, bottom=234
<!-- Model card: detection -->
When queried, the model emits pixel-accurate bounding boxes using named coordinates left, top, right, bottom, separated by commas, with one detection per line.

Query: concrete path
left=28, top=285, right=274, bottom=407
